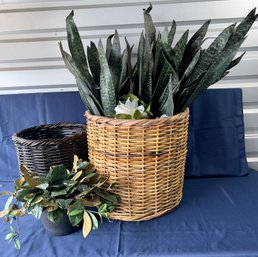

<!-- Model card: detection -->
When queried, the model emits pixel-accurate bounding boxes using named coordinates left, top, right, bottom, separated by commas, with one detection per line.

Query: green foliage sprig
left=60, top=4, right=257, bottom=118
left=0, top=156, right=119, bottom=249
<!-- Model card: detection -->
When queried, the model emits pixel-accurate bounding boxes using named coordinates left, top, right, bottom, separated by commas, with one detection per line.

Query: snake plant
left=60, top=5, right=257, bottom=118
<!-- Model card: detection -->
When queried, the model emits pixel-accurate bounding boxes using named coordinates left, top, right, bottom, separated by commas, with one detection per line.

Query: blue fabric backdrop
left=0, top=88, right=249, bottom=179
left=185, top=89, right=249, bottom=177
left=0, top=89, right=257, bottom=257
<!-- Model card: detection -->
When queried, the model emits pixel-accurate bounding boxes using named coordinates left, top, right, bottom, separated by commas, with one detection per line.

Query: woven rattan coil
left=86, top=108, right=189, bottom=221
left=12, top=123, right=87, bottom=175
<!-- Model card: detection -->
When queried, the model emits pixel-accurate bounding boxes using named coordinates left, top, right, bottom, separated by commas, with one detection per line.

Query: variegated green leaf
left=98, top=40, right=117, bottom=117
left=180, top=38, right=245, bottom=112
left=161, top=27, right=169, bottom=44
left=119, top=49, right=128, bottom=88
left=66, top=11, right=88, bottom=72
left=65, top=11, right=98, bottom=95
left=159, top=75, right=175, bottom=116
left=108, top=30, right=122, bottom=99
left=173, top=29, right=189, bottom=72
left=161, top=42, right=177, bottom=72
left=186, top=23, right=235, bottom=85
left=153, top=40, right=165, bottom=85
left=174, top=72, right=205, bottom=114
left=226, top=8, right=257, bottom=48
left=87, top=41, right=100, bottom=85
left=168, top=20, right=176, bottom=46
left=76, top=80, right=103, bottom=115
left=226, top=52, right=245, bottom=71
left=59, top=42, right=103, bottom=114
left=143, top=3, right=156, bottom=46
left=151, top=61, right=172, bottom=111
left=119, top=38, right=133, bottom=92
left=181, top=49, right=201, bottom=82
left=137, top=32, right=146, bottom=97
left=182, top=20, right=210, bottom=71
left=106, top=34, right=114, bottom=62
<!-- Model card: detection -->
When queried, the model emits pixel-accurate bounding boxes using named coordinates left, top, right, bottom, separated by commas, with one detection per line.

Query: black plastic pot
left=40, top=211, right=80, bottom=236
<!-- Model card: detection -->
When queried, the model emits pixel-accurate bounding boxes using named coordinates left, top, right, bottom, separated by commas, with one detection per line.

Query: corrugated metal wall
left=0, top=0, right=258, bottom=169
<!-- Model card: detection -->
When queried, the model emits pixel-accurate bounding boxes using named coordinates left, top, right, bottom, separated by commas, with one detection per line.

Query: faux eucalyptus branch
left=0, top=156, right=119, bottom=249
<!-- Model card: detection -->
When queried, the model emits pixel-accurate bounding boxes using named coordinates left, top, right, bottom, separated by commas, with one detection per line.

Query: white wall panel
left=0, top=0, right=257, bottom=168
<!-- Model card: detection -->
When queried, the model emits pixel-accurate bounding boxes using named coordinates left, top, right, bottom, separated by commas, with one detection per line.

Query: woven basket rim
left=12, top=123, right=86, bottom=146
left=85, top=108, right=189, bottom=128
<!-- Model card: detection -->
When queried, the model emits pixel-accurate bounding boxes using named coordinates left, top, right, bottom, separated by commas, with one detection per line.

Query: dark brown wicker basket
left=12, top=123, right=87, bottom=175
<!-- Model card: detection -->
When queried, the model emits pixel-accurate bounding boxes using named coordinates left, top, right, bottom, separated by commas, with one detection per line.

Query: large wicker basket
left=12, top=123, right=87, bottom=175
left=86, top=108, right=189, bottom=221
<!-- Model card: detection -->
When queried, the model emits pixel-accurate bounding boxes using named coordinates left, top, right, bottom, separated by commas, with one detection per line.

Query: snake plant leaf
left=153, top=40, right=165, bottom=85
left=159, top=75, right=175, bottom=116
left=126, top=39, right=133, bottom=90
left=161, top=42, right=177, bottom=72
left=65, top=13, right=99, bottom=95
left=66, top=11, right=88, bottom=72
left=161, top=27, right=169, bottom=44
left=137, top=33, right=152, bottom=102
left=173, top=29, right=189, bottom=72
left=153, top=41, right=179, bottom=114
left=144, top=3, right=156, bottom=46
left=106, top=34, right=114, bottom=62
left=87, top=42, right=100, bottom=85
left=226, top=8, right=257, bottom=48
left=182, top=20, right=210, bottom=71
left=59, top=42, right=92, bottom=94
left=76, top=79, right=104, bottom=115
left=168, top=20, right=176, bottom=46
left=108, top=30, right=122, bottom=99
left=142, top=63, right=153, bottom=104
left=59, top=42, right=103, bottom=114
left=137, top=32, right=144, bottom=96
left=119, top=38, right=133, bottom=93
left=151, top=61, right=172, bottom=109
left=180, top=49, right=201, bottom=83
left=174, top=72, right=206, bottom=113
left=65, top=12, right=98, bottom=94
left=120, top=49, right=128, bottom=89
left=76, top=80, right=103, bottom=115
left=98, top=39, right=117, bottom=117
left=186, top=23, right=236, bottom=85
left=139, top=38, right=153, bottom=104
left=180, top=38, right=245, bottom=112
left=226, top=52, right=245, bottom=71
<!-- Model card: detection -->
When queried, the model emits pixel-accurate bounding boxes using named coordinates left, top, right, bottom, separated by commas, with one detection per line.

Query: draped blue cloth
left=1, top=172, right=258, bottom=257
left=0, top=89, right=257, bottom=257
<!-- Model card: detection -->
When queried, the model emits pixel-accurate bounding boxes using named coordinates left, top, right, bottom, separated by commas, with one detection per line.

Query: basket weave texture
left=12, top=123, right=87, bottom=175
left=86, top=108, right=189, bottom=221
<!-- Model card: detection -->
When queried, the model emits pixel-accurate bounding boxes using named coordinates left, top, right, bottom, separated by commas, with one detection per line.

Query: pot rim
left=12, top=123, right=86, bottom=146
left=85, top=108, right=189, bottom=128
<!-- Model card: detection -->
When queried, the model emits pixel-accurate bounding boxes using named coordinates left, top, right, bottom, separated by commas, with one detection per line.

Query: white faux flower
left=115, top=98, right=147, bottom=118
left=160, top=114, right=168, bottom=118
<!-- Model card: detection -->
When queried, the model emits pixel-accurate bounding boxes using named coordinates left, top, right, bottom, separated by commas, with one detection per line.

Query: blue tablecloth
left=0, top=89, right=257, bottom=256
left=1, top=170, right=258, bottom=257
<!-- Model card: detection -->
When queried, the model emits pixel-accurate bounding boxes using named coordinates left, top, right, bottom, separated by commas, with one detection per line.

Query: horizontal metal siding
left=0, top=0, right=257, bottom=169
